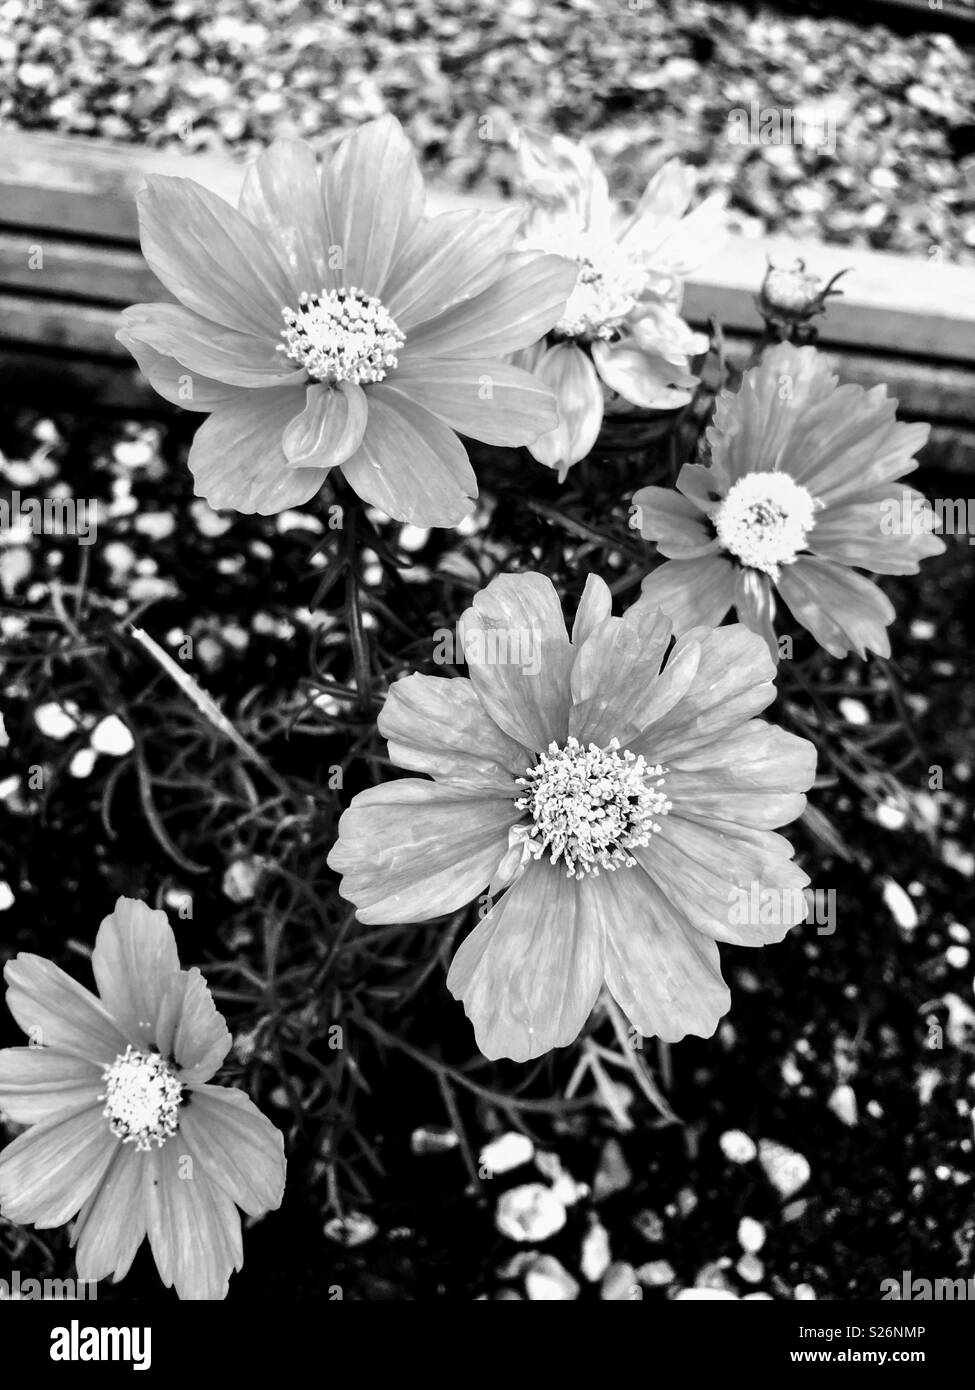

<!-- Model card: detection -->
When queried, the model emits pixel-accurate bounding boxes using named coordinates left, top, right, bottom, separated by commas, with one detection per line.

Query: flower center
left=515, top=736, right=670, bottom=879
left=532, top=225, right=646, bottom=340
left=100, top=1045, right=182, bottom=1151
left=712, top=471, right=818, bottom=580
left=278, top=286, right=405, bottom=385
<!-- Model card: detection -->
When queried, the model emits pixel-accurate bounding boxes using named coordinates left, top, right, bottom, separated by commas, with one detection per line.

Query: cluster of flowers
left=0, top=116, right=944, bottom=1299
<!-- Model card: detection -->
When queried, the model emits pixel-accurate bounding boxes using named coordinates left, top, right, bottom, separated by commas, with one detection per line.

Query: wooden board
left=0, top=131, right=972, bottom=445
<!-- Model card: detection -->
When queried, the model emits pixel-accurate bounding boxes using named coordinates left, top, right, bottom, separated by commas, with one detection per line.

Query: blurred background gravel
left=1, top=0, right=974, bottom=262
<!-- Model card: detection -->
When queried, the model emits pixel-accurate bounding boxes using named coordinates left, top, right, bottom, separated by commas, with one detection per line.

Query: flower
left=327, top=572, right=816, bottom=1062
left=756, top=258, right=849, bottom=343
left=118, top=115, right=576, bottom=525
left=0, top=898, right=285, bottom=1299
left=632, top=343, right=945, bottom=660
left=511, top=131, right=725, bottom=478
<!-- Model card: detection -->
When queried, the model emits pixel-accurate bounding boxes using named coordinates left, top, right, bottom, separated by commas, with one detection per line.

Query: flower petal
left=637, top=554, right=735, bottom=634
left=570, top=573, right=613, bottom=648
left=525, top=341, right=603, bottom=476
left=136, top=175, right=295, bottom=336
left=642, top=815, right=810, bottom=946
left=3, top=954, right=128, bottom=1064
left=91, top=897, right=181, bottom=1049
left=707, top=341, right=836, bottom=487
left=0, top=1103, right=116, bottom=1227
left=640, top=623, right=778, bottom=763
left=458, top=572, right=573, bottom=752
left=143, top=1138, right=243, bottom=1300
left=734, top=566, right=778, bottom=660
left=340, top=386, right=477, bottom=526
left=446, top=859, right=605, bottom=1062
left=179, top=1085, right=285, bottom=1217
left=156, top=969, right=232, bottom=1085
left=0, top=1048, right=103, bottom=1125
left=383, top=207, right=522, bottom=331
left=569, top=603, right=702, bottom=748
left=592, top=337, right=696, bottom=410
left=631, top=484, right=719, bottom=559
left=385, top=357, right=557, bottom=447
left=321, top=114, right=425, bottom=296
left=119, top=303, right=303, bottom=388
left=776, top=555, right=895, bottom=659
left=599, top=862, right=731, bottom=1043
left=662, top=722, right=816, bottom=833
left=72, top=1145, right=145, bottom=1285
left=282, top=381, right=367, bottom=468
left=188, top=385, right=328, bottom=515
left=237, top=138, right=335, bottom=296
left=809, top=486, right=945, bottom=574
left=379, top=672, right=528, bottom=792
left=404, top=252, right=577, bottom=359
left=117, top=332, right=248, bottom=412
left=328, top=780, right=518, bottom=925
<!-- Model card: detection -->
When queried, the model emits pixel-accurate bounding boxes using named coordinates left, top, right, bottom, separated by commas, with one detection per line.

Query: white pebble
left=222, top=855, right=265, bottom=904
left=34, top=700, right=80, bottom=741
left=69, top=747, right=97, bottom=779
left=580, top=1222, right=612, bottom=1282
left=323, top=1212, right=377, bottom=1247
left=874, top=799, right=906, bottom=831
left=720, top=1129, right=757, bottom=1164
left=759, top=1139, right=811, bottom=1198
left=839, top=697, right=870, bottom=726
left=479, top=1131, right=533, bottom=1176
left=525, top=1255, right=579, bottom=1301
left=495, top=1184, right=567, bottom=1243
left=601, top=1262, right=641, bottom=1300
left=738, top=1216, right=766, bottom=1253
left=828, top=1083, right=858, bottom=1127
left=882, top=878, right=918, bottom=931
left=675, top=1288, right=739, bottom=1300
left=90, top=715, right=134, bottom=757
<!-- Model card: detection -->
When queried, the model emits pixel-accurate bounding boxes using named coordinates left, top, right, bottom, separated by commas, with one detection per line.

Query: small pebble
left=759, top=1139, right=811, bottom=1198
left=882, top=878, right=918, bottom=931
left=720, top=1130, right=757, bottom=1164
left=525, top=1255, right=579, bottom=1301
left=479, top=1131, right=534, bottom=1176
left=495, top=1184, right=567, bottom=1243
left=738, top=1217, right=766, bottom=1253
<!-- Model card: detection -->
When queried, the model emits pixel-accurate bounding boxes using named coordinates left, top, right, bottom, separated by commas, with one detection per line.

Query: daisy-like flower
left=327, top=572, right=816, bottom=1062
left=0, top=898, right=285, bottom=1300
left=631, top=342, right=945, bottom=660
left=510, top=131, right=725, bottom=479
left=118, top=115, right=576, bottom=525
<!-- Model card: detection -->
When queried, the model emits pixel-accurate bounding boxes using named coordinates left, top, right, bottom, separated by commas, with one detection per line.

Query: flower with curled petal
left=327, top=572, right=816, bottom=1062
left=631, top=342, right=945, bottom=659
left=0, top=898, right=285, bottom=1300
left=118, top=115, right=576, bottom=525
left=510, top=131, right=725, bottom=479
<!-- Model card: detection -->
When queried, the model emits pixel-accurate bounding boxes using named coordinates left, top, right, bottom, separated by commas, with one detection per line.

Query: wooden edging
left=0, top=130, right=973, bottom=466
